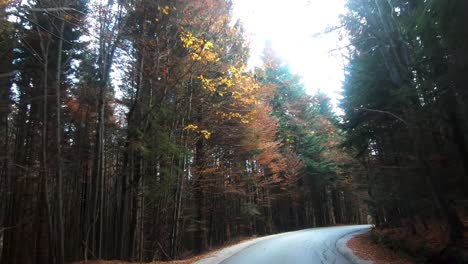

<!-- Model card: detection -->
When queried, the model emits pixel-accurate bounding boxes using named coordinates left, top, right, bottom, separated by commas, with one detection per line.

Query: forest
left=0, top=0, right=467, bottom=263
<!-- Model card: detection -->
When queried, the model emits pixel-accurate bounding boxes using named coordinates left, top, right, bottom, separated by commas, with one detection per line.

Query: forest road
left=197, top=225, right=372, bottom=264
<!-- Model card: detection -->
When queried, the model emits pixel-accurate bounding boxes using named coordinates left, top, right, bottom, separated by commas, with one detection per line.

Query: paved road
left=214, top=225, right=372, bottom=264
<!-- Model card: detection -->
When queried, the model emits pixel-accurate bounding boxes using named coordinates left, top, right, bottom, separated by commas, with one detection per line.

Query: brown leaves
left=347, top=234, right=415, bottom=264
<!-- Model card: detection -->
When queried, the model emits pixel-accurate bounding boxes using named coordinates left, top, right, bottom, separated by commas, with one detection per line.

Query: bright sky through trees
left=233, top=0, right=348, bottom=110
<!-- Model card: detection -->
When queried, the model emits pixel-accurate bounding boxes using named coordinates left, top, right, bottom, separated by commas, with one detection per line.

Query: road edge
left=193, top=232, right=290, bottom=264
left=195, top=226, right=373, bottom=264
left=336, top=227, right=374, bottom=264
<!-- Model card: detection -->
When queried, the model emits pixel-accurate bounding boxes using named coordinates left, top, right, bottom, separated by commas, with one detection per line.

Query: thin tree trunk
left=55, top=18, right=66, bottom=264
left=36, top=19, right=56, bottom=263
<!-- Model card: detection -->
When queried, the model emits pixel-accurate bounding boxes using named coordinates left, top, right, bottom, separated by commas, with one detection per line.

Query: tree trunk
left=55, top=18, right=65, bottom=264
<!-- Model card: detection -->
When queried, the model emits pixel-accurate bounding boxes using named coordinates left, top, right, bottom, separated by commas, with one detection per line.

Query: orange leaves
left=175, top=0, right=299, bottom=204
left=66, top=98, right=80, bottom=113
left=0, top=0, right=12, bottom=7
left=239, top=95, right=291, bottom=183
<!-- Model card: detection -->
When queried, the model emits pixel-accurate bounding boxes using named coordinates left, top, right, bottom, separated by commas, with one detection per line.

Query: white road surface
left=195, top=225, right=373, bottom=264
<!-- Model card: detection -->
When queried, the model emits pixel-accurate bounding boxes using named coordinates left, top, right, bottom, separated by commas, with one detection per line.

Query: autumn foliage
left=0, top=0, right=366, bottom=263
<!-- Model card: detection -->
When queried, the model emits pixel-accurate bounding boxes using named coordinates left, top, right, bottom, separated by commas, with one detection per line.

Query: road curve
left=197, top=225, right=372, bottom=264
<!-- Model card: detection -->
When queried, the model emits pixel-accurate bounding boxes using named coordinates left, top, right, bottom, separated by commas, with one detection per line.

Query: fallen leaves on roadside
left=347, top=234, right=414, bottom=264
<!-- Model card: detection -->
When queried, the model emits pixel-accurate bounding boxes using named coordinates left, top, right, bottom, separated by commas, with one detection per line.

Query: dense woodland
left=342, top=0, right=467, bottom=246
left=0, top=0, right=366, bottom=263
left=0, top=0, right=467, bottom=263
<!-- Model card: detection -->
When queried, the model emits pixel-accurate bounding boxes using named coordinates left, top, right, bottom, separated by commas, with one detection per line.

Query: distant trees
left=259, top=46, right=367, bottom=228
left=1, top=0, right=366, bottom=263
left=341, top=0, right=467, bottom=246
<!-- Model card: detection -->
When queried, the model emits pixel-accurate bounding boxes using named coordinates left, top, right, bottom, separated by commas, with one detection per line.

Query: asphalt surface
left=216, top=225, right=372, bottom=264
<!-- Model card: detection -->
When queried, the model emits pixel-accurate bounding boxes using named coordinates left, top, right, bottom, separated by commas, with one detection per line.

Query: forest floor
left=347, top=233, right=414, bottom=264
left=71, top=236, right=258, bottom=264
left=346, top=220, right=459, bottom=264
left=71, top=257, right=200, bottom=264
left=73, top=225, right=372, bottom=264
left=71, top=222, right=462, bottom=264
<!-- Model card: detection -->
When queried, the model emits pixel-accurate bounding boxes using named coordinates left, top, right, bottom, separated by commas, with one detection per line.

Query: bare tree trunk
left=171, top=153, right=183, bottom=258
left=55, top=18, right=66, bottom=264
left=35, top=16, right=56, bottom=263
left=171, top=85, right=192, bottom=258
left=265, top=179, right=273, bottom=234
left=139, top=172, right=145, bottom=262
left=326, top=185, right=336, bottom=225
left=93, top=2, right=126, bottom=256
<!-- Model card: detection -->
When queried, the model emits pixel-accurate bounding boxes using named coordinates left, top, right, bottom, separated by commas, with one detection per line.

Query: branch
left=27, top=7, right=86, bottom=15
left=309, top=24, right=345, bottom=38
left=0, top=71, right=16, bottom=79
left=0, top=225, right=17, bottom=233
left=355, top=107, right=408, bottom=125
left=156, top=241, right=171, bottom=260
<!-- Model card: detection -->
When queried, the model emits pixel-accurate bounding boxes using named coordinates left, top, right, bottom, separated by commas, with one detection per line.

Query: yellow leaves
left=158, top=5, right=172, bottom=15
left=217, top=112, right=243, bottom=120
left=215, top=111, right=253, bottom=125
left=154, top=5, right=176, bottom=23
left=199, top=75, right=216, bottom=93
left=184, top=124, right=211, bottom=140
left=200, top=130, right=211, bottom=139
left=198, top=66, right=260, bottom=100
left=184, top=124, right=199, bottom=131
left=180, top=29, right=220, bottom=63
left=220, top=77, right=234, bottom=88
left=227, top=66, right=262, bottom=107
left=197, top=65, right=266, bottom=128
left=180, top=31, right=194, bottom=48
left=201, top=51, right=219, bottom=62
left=198, top=75, right=234, bottom=94
left=204, top=41, right=214, bottom=50
left=199, top=75, right=233, bottom=93
left=228, top=65, right=246, bottom=76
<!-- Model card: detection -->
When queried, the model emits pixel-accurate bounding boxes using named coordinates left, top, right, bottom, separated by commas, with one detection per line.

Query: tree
left=0, top=1, right=370, bottom=263
left=1, top=0, right=86, bottom=263
left=341, top=0, right=466, bottom=249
